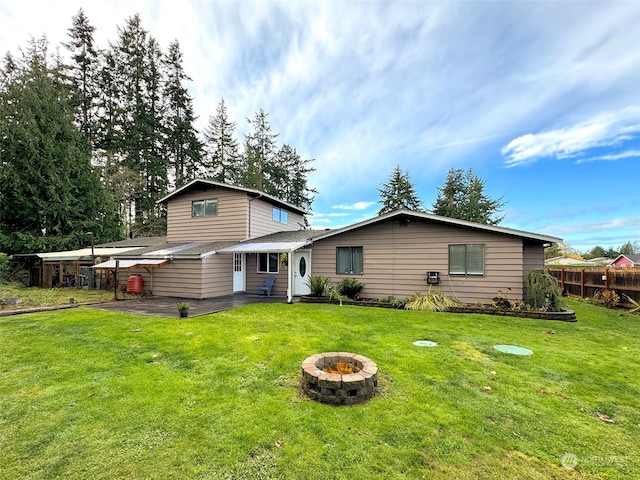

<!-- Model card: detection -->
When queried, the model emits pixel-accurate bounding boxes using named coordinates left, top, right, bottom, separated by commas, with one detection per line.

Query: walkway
left=90, top=294, right=286, bottom=318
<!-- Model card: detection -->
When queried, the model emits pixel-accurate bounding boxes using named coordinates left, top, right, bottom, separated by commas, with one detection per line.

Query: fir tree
left=243, top=109, right=278, bottom=193
left=378, top=165, right=424, bottom=215
left=163, top=40, right=203, bottom=188
left=63, top=8, right=99, bottom=142
left=431, top=168, right=505, bottom=224
left=203, top=98, right=241, bottom=184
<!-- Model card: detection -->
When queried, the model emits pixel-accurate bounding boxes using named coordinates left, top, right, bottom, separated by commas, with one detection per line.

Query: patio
left=90, top=293, right=287, bottom=318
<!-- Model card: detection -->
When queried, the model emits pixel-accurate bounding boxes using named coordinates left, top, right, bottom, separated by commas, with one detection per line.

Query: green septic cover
left=494, top=344, right=533, bottom=356
left=413, top=340, right=438, bottom=347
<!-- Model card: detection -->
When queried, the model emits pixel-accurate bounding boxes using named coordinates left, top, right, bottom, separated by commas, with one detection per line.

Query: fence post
left=581, top=269, right=585, bottom=297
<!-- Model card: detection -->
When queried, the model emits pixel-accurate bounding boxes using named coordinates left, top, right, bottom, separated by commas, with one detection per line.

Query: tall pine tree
left=243, top=109, right=278, bottom=193
left=63, top=8, right=99, bottom=142
left=378, top=165, right=424, bottom=215
left=203, top=98, right=241, bottom=184
left=163, top=40, right=203, bottom=188
left=431, top=168, right=505, bottom=224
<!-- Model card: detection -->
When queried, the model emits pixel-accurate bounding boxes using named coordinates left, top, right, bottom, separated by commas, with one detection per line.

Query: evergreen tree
left=276, top=144, right=317, bottom=213
left=203, top=98, right=241, bottom=184
left=431, top=168, right=505, bottom=224
left=0, top=38, right=122, bottom=254
left=163, top=40, right=203, bottom=188
left=106, top=14, right=168, bottom=236
left=243, top=109, right=278, bottom=193
left=63, top=8, right=99, bottom=142
left=378, top=165, right=424, bottom=215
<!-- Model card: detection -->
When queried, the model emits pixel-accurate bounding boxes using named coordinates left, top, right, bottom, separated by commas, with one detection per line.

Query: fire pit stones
left=301, top=352, right=378, bottom=406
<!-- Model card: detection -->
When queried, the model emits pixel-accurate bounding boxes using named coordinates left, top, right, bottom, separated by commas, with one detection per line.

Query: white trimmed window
left=192, top=199, right=218, bottom=217
left=272, top=207, right=288, bottom=224
left=449, top=244, right=485, bottom=275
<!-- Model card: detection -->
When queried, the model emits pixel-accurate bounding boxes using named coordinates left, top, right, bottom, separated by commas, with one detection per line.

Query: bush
left=305, top=275, right=331, bottom=296
left=337, top=277, right=365, bottom=299
left=405, top=287, right=463, bottom=312
left=0, top=253, right=12, bottom=285
left=376, top=295, right=408, bottom=309
left=525, top=270, right=565, bottom=312
left=595, top=289, right=620, bottom=309
left=492, top=289, right=511, bottom=310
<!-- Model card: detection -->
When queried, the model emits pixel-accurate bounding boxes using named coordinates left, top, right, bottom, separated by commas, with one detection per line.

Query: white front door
left=233, top=253, right=245, bottom=292
left=294, top=251, right=311, bottom=295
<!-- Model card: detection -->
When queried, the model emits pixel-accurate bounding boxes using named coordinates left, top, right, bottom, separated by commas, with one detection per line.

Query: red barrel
left=126, top=274, right=144, bottom=294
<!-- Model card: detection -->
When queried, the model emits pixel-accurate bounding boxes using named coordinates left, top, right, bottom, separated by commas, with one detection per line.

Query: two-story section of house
left=94, top=179, right=308, bottom=299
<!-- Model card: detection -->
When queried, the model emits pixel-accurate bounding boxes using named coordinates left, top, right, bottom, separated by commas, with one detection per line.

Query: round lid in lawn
left=413, top=340, right=438, bottom=347
left=494, top=344, right=533, bottom=356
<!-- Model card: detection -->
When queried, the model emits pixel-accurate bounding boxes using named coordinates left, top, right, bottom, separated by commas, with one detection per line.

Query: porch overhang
left=218, top=241, right=310, bottom=303
left=91, top=259, right=171, bottom=269
left=218, top=241, right=309, bottom=253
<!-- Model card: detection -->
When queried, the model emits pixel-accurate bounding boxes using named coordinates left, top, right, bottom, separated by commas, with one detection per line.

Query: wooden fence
left=546, top=267, right=640, bottom=302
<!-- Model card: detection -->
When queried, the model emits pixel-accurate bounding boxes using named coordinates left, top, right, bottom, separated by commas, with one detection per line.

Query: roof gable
left=311, top=209, right=561, bottom=244
left=157, top=179, right=308, bottom=215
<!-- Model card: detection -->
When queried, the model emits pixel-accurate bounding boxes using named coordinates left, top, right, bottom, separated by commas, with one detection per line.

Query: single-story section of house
left=97, top=208, right=560, bottom=305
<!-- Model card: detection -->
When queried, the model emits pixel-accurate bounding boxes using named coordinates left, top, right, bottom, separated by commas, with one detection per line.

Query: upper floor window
left=272, top=207, right=288, bottom=224
left=192, top=199, right=218, bottom=217
left=449, top=244, right=484, bottom=275
left=336, top=246, right=363, bottom=274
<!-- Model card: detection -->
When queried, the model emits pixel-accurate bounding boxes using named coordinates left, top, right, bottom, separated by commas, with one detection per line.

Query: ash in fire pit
left=301, top=352, right=377, bottom=406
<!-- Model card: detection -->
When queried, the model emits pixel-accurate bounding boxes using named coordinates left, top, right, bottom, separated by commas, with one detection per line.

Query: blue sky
left=1, top=0, right=639, bottom=252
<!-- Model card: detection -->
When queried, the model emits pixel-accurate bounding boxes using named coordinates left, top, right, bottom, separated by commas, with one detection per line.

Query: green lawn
left=0, top=299, right=638, bottom=479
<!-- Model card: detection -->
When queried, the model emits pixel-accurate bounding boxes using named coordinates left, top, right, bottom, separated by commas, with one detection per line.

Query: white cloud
left=501, top=107, right=640, bottom=167
left=576, top=149, right=640, bottom=164
left=332, top=201, right=377, bottom=211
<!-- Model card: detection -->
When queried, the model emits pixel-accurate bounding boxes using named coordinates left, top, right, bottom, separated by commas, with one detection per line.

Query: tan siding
left=249, top=199, right=306, bottom=238
left=245, top=253, right=289, bottom=297
left=166, top=189, right=249, bottom=242
left=310, top=219, right=526, bottom=303
left=152, top=260, right=204, bottom=298
left=202, top=254, right=233, bottom=297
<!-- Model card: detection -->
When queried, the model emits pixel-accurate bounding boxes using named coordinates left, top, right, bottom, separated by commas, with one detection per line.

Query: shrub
left=525, top=270, right=565, bottom=312
left=376, top=295, right=408, bottom=309
left=305, top=275, right=331, bottom=296
left=622, top=294, right=640, bottom=315
left=337, top=277, right=365, bottom=299
left=492, top=289, right=511, bottom=310
left=0, top=253, right=12, bottom=285
left=405, top=287, right=463, bottom=312
left=596, top=289, right=620, bottom=309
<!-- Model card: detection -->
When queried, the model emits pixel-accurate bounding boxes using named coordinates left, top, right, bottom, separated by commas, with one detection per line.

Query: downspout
left=287, top=248, right=295, bottom=304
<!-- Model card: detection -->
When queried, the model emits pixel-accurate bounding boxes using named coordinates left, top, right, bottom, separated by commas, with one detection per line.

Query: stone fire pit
left=301, top=352, right=378, bottom=406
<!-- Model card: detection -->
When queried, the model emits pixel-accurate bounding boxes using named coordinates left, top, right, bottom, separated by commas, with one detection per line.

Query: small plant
left=305, top=275, right=331, bottom=296
left=492, top=289, right=511, bottom=310
left=598, top=289, right=620, bottom=309
left=405, top=287, right=463, bottom=312
left=473, top=300, right=485, bottom=308
left=0, top=253, right=12, bottom=285
left=376, top=295, right=408, bottom=309
left=337, top=277, right=365, bottom=300
left=177, top=302, right=190, bottom=312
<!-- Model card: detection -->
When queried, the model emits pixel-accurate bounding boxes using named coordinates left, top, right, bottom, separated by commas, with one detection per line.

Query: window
left=192, top=199, right=218, bottom=217
left=258, top=252, right=279, bottom=273
left=336, top=247, right=363, bottom=274
left=449, top=244, right=485, bottom=275
left=272, top=207, right=288, bottom=224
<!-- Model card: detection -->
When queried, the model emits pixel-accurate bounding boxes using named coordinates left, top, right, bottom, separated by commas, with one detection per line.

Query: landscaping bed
left=300, top=296, right=577, bottom=321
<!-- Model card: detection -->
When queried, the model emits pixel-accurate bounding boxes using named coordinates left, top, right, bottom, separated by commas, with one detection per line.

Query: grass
left=0, top=284, right=113, bottom=310
left=0, top=297, right=638, bottom=479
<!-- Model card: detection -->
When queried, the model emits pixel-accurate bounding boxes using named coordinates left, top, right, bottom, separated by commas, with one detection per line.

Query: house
left=92, top=179, right=561, bottom=304
left=608, top=254, right=640, bottom=268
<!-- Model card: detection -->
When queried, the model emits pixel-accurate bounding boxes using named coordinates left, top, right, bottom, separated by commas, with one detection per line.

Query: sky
left=1, top=0, right=639, bottom=253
